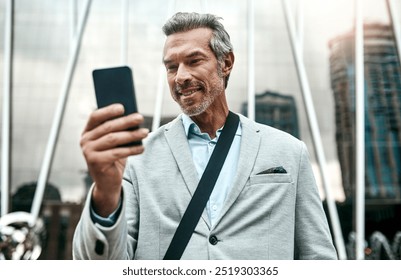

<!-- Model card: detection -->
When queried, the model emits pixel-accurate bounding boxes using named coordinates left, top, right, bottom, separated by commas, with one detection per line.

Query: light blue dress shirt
left=91, top=114, right=242, bottom=228
left=181, top=114, right=242, bottom=227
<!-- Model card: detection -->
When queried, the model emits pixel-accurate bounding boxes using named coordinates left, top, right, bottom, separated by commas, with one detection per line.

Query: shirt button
left=209, top=235, right=219, bottom=245
left=212, top=205, right=218, bottom=211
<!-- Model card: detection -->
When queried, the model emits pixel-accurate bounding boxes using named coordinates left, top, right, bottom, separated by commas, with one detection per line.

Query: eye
left=166, top=64, right=177, bottom=73
left=190, top=59, right=201, bottom=65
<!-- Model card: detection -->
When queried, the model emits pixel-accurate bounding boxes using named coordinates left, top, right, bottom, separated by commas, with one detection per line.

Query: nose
left=175, top=64, right=191, bottom=85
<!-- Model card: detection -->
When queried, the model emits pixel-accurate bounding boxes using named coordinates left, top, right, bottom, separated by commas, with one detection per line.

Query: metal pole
left=386, top=0, right=401, bottom=67
left=121, top=0, right=129, bottom=65
left=355, top=0, right=365, bottom=260
left=30, top=0, right=93, bottom=222
left=152, top=66, right=166, bottom=132
left=1, top=0, right=14, bottom=217
left=282, top=0, right=347, bottom=260
left=152, top=0, right=176, bottom=131
left=247, top=0, right=255, bottom=121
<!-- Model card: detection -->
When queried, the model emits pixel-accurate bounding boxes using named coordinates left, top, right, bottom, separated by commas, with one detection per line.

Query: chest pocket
left=248, top=173, right=292, bottom=186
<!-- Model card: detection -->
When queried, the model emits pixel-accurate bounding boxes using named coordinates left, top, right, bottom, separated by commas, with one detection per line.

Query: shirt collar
left=182, top=114, right=196, bottom=137
left=181, top=113, right=242, bottom=139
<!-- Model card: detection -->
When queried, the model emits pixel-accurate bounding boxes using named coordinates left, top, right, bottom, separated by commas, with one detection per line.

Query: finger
left=89, top=128, right=149, bottom=151
left=83, top=112, right=144, bottom=142
left=85, top=145, right=145, bottom=166
left=83, top=104, right=125, bottom=133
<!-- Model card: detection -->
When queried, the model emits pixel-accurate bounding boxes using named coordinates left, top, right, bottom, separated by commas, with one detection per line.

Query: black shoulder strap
left=163, top=111, right=240, bottom=260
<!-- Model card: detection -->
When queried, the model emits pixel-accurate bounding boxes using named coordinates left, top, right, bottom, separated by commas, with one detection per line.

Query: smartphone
left=92, top=65, right=142, bottom=146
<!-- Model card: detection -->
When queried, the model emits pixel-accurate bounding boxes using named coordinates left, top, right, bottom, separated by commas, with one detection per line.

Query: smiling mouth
left=178, top=87, right=202, bottom=97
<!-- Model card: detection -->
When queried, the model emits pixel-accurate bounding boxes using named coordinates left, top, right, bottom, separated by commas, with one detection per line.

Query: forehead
left=163, top=28, right=214, bottom=59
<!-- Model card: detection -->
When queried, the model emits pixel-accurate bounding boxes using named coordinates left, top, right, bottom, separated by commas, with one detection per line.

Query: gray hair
left=162, top=12, right=234, bottom=87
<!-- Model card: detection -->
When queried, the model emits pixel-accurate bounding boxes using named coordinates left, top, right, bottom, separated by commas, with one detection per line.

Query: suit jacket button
left=209, top=235, right=219, bottom=245
left=95, top=240, right=104, bottom=255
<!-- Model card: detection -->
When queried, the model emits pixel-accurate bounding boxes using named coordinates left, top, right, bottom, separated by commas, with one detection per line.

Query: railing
left=346, top=231, right=401, bottom=260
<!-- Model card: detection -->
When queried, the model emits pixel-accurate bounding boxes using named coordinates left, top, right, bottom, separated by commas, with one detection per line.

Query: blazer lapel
left=164, top=115, right=212, bottom=228
left=164, top=115, right=199, bottom=196
left=214, top=115, right=261, bottom=228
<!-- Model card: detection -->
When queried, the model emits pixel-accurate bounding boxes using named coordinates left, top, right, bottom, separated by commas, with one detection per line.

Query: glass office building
left=241, top=91, right=300, bottom=139
left=329, top=23, right=401, bottom=202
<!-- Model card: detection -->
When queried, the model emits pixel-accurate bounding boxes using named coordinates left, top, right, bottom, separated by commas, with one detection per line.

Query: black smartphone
left=92, top=65, right=141, bottom=146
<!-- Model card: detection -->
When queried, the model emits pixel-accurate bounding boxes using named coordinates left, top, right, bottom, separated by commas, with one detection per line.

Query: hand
left=80, top=104, right=149, bottom=216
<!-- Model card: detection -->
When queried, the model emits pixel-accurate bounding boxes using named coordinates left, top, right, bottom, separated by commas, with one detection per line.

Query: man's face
left=163, top=28, right=225, bottom=116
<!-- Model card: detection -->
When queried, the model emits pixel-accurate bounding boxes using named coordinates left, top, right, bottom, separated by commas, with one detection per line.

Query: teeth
left=181, top=89, right=198, bottom=96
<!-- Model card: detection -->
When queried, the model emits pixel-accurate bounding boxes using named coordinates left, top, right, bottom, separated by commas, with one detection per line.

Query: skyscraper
left=241, top=91, right=300, bottom=139
left=329, top=23, right=401, bottom=202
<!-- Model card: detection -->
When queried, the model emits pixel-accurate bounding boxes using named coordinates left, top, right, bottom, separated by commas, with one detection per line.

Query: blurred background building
left=1, top=0, right=368, bottom=204
left=328, top=23, right=401, bottom=251
left=329, top=23, right=401, bottom=201
left=0, top=0, right=400, bottom=259
left=241, top=91, right=300, bottom=138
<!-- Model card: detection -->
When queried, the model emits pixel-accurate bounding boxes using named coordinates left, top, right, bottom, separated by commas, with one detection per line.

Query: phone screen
left=92, top=66, right=138, bottom=115
left=92, top=65, right=141, bottom=146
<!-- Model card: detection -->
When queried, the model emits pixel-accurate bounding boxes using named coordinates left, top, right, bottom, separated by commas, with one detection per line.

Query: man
left=73, top=12, right=337, bottom=260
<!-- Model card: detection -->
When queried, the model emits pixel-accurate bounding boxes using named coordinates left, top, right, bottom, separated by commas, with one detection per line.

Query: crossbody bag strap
left=163, top=111, right=240, bottom=260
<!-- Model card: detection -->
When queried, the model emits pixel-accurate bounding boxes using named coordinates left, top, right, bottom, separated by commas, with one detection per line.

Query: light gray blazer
left=73, top=114, right=338, bottom=260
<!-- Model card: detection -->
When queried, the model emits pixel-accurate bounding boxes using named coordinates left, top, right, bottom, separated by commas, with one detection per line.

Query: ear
left=221, top=51, right=234, bottom=77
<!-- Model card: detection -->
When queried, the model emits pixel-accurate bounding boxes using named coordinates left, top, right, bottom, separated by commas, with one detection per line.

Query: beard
left=173, top=68, right=225, bottom=117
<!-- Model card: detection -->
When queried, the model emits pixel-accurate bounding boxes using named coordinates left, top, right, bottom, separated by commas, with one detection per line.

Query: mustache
left=175, top=81, right=204, bottom=93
